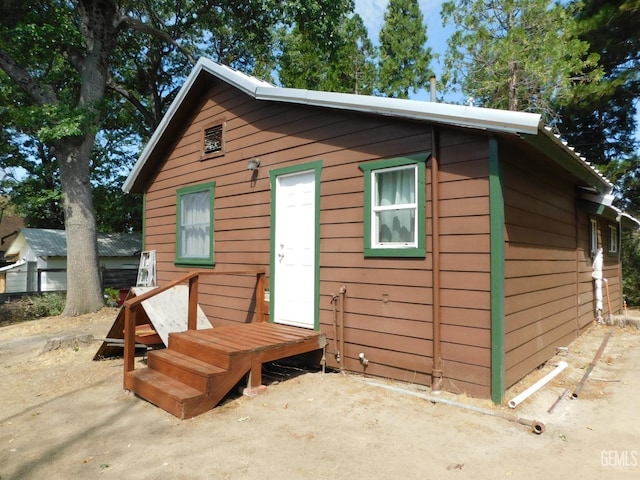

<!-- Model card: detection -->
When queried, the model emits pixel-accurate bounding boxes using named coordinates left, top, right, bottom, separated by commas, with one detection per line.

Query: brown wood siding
left=145, top=85, right=437, bottom=387
left=501, top=141, right=605, bottom=388
left=141, top=82, right=496, bottom=396
left=436, top=130, right=492, bottom=398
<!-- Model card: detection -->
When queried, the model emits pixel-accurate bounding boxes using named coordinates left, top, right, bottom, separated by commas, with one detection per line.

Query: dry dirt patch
left=1, top=309, right=639, bottom=479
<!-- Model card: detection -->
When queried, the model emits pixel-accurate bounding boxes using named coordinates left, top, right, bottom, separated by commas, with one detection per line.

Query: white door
left=273, top=170, right=316, bottom=329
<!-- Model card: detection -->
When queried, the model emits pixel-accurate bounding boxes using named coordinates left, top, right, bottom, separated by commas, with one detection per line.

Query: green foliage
left=103, top=287, right=120, bottom=307
left=557, top=0, right=639, bottom=165
left=622, top=230, right=640, bottom=307
left=554, top=1, right=640, bottom=304
left=0, top=0, right=281, bottom=236
left=28, top=292, right=67, bottom=317
left=277, top=0, right=360, bottom=92
left=340, top=14, right=378, bottom=95
left=377, top=0, right=433, bottom=98
left=0, top=293, right=66, bottom=326
left=441, top=0, right=600, bottom=121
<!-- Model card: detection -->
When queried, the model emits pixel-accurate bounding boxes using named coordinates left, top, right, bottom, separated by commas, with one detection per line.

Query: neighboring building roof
left=0, top=259, right=25, bottom=272
left=123, top=57, right=613, bottom=195
left=0, top=214, right=25, bottom=250
left=4, top=228, right=141, bottom=259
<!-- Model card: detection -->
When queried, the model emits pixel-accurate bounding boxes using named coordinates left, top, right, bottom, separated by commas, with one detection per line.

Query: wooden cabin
left=123, top=58, right=635, bottom=406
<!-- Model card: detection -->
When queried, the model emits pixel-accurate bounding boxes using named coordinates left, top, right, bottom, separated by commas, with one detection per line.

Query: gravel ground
left=0, top=308, right=639, bottom=479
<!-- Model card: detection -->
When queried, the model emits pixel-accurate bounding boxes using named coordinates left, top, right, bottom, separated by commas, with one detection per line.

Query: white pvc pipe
left=508, top=361, right=568, bottom=408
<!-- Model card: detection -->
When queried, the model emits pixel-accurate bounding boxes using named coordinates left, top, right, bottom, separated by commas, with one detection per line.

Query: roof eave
left=123, top=58, right=274, bottom=193
left=124, top=58, right=612, bottom=197
left=255, top=87, right=541, bottom=135
left=523, top=127, right=613, bottom=194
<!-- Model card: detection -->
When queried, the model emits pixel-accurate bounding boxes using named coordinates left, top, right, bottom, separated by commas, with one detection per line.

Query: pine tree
left=441, top=0, right=600, bottom=122
left=377, top=0, right=433, bottom=98
left=557, top=0, right=640, bottom=165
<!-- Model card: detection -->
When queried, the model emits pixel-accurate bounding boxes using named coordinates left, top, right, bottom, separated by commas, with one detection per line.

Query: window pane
left=181, top=190, right=210, bottom=258
left=375, top=168, right=415, bottom=206
left=377, top=209, right=415, bottom=243
left=373, top=166, right=416, bottom=245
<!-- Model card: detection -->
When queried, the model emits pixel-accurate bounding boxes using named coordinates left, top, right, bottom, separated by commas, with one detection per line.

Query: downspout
left=616, top=218, right=622, bottom=313
left=430, top=126, right=443, bottom=392
left=489, top=138, right=505, bottom=404
left=574, top=196, right=580, bottom=337
left=339, top=285, right=347, bottom=373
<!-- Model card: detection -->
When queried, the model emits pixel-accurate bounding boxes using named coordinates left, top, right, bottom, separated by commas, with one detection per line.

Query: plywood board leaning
left=94, top=285, right=212, bottom=360
left=132, top=285, right=212, bottom=345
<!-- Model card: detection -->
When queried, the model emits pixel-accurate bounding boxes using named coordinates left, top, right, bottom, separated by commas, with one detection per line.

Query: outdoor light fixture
left=247, top=157, right=261, bottom=171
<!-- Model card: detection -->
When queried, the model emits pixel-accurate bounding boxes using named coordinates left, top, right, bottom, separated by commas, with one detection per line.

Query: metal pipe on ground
left=361, top=379, right=545, bottom=435
left=572, top=328, right=614, bottom=399
left=547, top=388, right=569, bottom=414
left=508, top=361, right=568, bottom=409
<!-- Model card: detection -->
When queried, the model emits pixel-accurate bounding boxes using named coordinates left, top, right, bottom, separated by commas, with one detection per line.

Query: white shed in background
left=1, top=228, right=142, bottom=294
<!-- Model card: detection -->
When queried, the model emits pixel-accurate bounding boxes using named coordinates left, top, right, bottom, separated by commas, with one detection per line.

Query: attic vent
left=203, top=124, right=224, bottom=155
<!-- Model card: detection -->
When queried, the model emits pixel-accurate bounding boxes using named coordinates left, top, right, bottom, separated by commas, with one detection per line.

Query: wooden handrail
left=123, top=269, right=266, bottom=378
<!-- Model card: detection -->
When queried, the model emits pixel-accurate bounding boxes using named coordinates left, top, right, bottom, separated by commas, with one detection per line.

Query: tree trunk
left=57, top=0, right=119, bottom=315
left=508, top=59, right=518, bottom=111
left=56, top=137, right=104, bottom=315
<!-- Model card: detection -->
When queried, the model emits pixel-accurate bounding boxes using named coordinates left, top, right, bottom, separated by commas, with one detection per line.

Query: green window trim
left=359, top=153, right=428, bottom=258
left=175, top=181, right=216, bottom=267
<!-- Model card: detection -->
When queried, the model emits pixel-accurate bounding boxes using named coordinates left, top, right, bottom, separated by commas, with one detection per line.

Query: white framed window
left=359, top=153, right=427, bottom=258
left=609, top=225, right=618, bottom=254
left=176, top=182, right=215, bottom=266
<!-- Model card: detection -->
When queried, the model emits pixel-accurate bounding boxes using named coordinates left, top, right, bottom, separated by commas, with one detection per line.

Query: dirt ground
left=1, top=308, right=639, bottom=480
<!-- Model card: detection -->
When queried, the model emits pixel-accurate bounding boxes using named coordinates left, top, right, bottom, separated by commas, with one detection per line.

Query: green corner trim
left=489, top=138, right=506, bottom=404
left=269, top=161, right=323, bottom=330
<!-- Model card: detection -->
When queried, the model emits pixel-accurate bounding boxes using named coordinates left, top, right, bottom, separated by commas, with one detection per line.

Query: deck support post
left=188, top=275, right=199, bottom=330
left=248, top=361, right=263, bottom=388
left=256, top=272, right=266, bottom=322
left=123, top=305, right=136, bottom=375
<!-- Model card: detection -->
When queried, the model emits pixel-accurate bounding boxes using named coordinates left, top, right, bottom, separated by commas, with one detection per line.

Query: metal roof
left=5, top=228, right=141, bottom=258
left=123, top=57, right=612, bottom=195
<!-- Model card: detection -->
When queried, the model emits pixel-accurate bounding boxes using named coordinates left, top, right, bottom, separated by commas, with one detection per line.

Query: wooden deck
left=124, top=322, right=327, bottom=419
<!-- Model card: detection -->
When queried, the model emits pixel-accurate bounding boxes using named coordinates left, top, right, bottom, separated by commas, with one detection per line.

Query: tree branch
left=106, top=74, right=157, bottom=129
left=0, top=49, right=58, bottom=105
left=61, top=45, right=85, bottom=74
left=119, top=16, right=197, bottom=66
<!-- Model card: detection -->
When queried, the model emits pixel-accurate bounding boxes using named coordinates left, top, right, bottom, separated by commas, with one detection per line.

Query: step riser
left=126, top=356, right=252, bottom=420
left=168, top=334, right=231, bottom=369
left=147, top=352, right=214, bottom=393
left=125, top=372, right=191, bottom=419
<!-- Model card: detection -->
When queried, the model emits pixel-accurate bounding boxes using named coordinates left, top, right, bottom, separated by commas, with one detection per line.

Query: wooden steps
left=124, top=323, right=326, bottom=419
